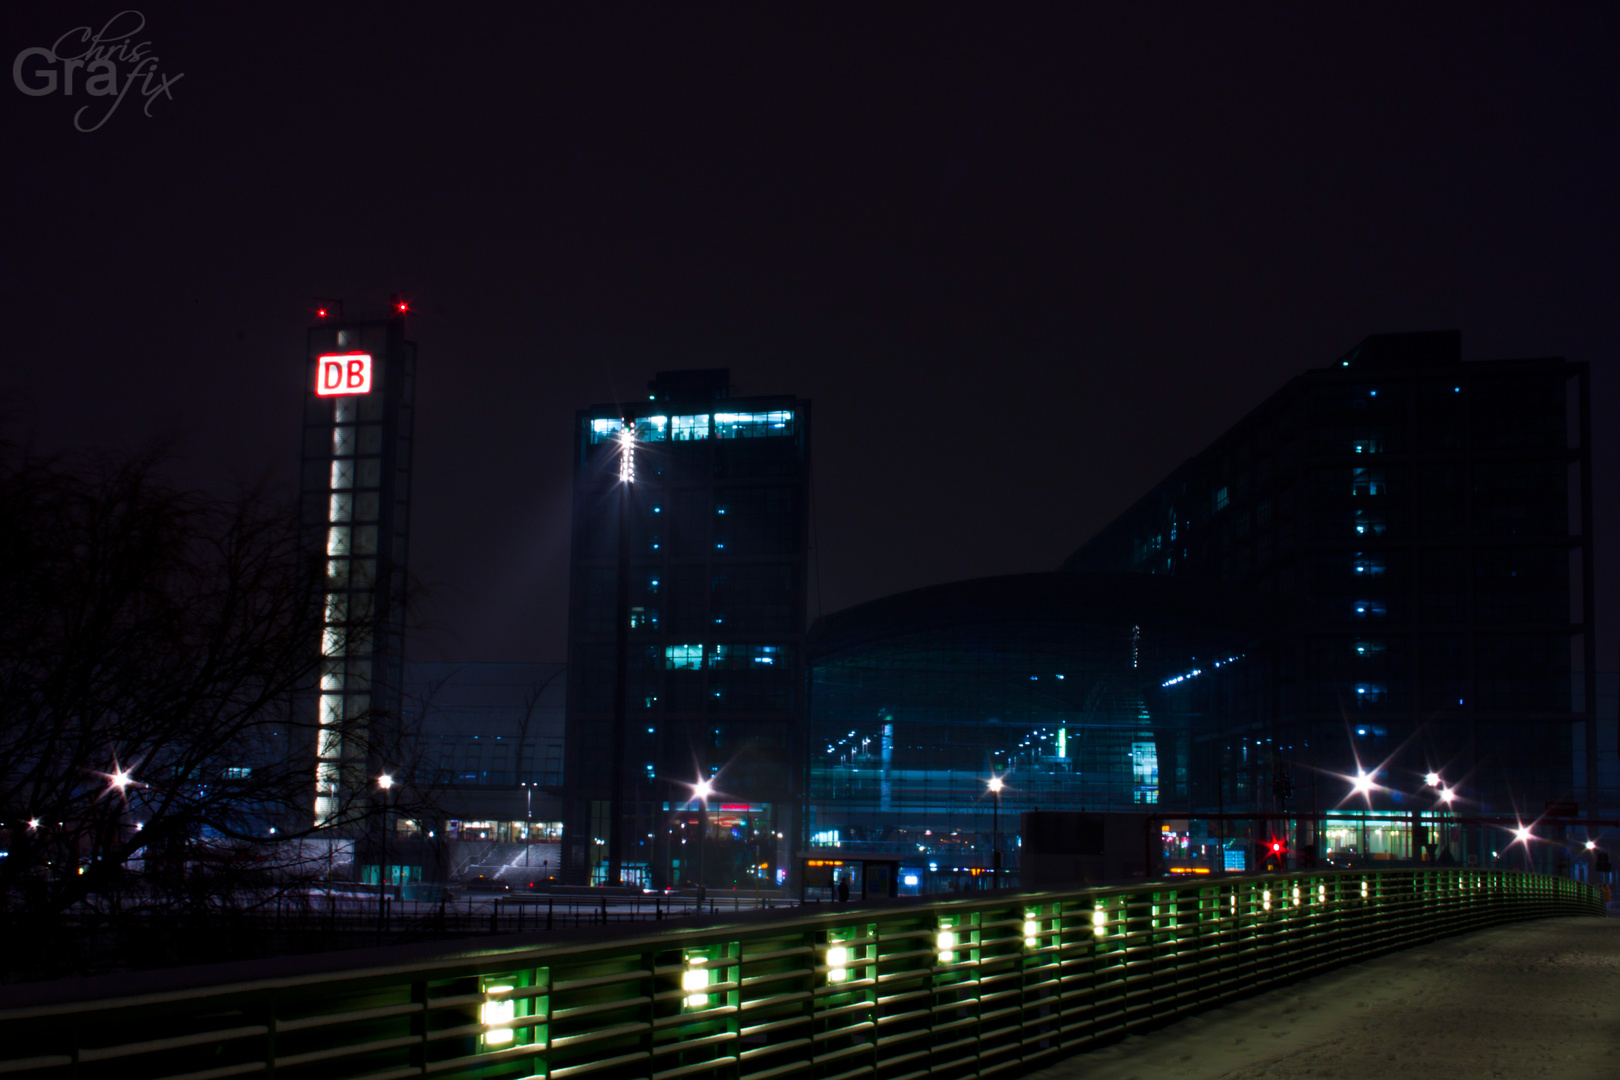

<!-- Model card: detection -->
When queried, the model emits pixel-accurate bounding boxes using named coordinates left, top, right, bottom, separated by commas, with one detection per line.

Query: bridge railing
left=0, top=868, right=1601, bottom=1080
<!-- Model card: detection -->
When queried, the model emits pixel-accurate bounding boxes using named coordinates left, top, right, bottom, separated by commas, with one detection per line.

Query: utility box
left=1020, top=811, right=1160, bottom=886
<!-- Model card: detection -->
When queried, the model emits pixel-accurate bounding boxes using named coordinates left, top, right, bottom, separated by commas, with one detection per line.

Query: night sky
left=5, top=6, right=1616, bottom=667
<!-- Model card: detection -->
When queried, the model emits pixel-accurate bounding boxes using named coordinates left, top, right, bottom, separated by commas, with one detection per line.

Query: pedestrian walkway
left=1018, top=915, right=1620, bottom=1080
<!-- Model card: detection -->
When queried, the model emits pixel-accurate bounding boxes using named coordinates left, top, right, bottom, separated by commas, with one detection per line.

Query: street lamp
left=1350, top=770, right=1375, bottom=799
left=1348, top=770, right=1375, bottom=864
left=1419, top=772, right=1444, bottom=861
left=522, top=782, right=533, bottom=868
left=377, top=772, right=395, bottom=933
left=692, top=777, right=714, bottom=892
left=987, top=776, right=1004, bottom=885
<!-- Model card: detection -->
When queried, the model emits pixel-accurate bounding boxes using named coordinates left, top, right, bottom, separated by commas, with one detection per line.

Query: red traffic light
left=1269, top=841, right=1284, bottom=853
left=316, top=308, right=328, bottom=319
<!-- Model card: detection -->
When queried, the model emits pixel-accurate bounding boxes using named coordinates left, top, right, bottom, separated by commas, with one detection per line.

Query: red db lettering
left=347, top=360, right=365, bottom=387
left=322, top=361, right=343, bottom=390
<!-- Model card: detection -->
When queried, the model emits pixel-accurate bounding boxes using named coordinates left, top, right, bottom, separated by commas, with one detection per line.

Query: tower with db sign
left=299, top=298, right=417, bottom=848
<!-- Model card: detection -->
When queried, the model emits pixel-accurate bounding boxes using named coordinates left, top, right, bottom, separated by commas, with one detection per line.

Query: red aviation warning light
left=315, top=352, right=374, bottom=396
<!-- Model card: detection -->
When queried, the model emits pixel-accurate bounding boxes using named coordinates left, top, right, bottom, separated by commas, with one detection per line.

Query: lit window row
left=664, top=643, right=785, bottom=670
left=587, top=410, right=796, bottom=444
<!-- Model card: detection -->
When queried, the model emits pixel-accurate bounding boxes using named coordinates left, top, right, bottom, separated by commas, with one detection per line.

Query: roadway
left=1019, top=914, right=1620, bottom=1080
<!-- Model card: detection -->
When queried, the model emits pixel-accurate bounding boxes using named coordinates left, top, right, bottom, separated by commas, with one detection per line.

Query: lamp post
left=1350, top=769, right=1374, bottom=865
left=987, top=776, right=1004, bottom=886
left=1422, top=772, right=1443, bottom=862
left=523, top=782, right=532, bottom=869
left=692, top=777, right=713, bottom=892
left=376, top=772, right=394, bottom=933
left=1513, top=823, right=1535, bottom=873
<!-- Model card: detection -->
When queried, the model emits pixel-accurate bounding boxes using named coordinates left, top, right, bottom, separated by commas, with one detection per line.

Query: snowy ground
left=1020, top=915, right=1620, bottom=1080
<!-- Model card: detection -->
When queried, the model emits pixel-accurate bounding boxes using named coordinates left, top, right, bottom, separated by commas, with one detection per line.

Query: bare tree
left=0, top=440, right=378, bottom=938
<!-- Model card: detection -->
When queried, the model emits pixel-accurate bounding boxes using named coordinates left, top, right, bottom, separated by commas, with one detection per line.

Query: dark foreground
left=1020, top=915, right=1620, bottom=1080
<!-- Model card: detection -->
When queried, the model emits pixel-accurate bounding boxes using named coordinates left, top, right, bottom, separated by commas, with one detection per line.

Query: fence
left=0, top=868, right=1602, bottom=1080
left=1, top=893, right=801, bottom=984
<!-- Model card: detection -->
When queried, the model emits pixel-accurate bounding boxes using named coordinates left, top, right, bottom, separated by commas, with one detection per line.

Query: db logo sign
left=316, top=353, right=373, bottom=396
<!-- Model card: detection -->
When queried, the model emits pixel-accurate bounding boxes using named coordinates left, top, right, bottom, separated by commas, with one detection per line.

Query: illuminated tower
left=300, top=298, right=417, bottom=840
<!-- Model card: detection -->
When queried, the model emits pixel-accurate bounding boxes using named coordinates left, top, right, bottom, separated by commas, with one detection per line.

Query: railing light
left=1361, top=879, right=1370, bottom=899
left=1292, top=885, right=1301, bottom=907
left=1262, top=889, right=1272, bottom=912
left=683, top=960, right=710, bottom=1008
left=1023, top=915, right=1038, bottom=947
left=0, top=870, right=1602, bottom=1078
left=481, top=985, right=515, bottom=1045
left=827, top=944, right=848, bottom=983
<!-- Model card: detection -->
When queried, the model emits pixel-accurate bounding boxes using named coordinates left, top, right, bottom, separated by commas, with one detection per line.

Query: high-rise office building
left=1065, top=331, right=1596, bottom=826
left=298, top=300, right=417, bottom=868
left=563, top=370, right=810, bottom=887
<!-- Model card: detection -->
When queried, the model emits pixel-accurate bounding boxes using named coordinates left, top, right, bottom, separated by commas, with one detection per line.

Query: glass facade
left=1066, top=332, right=1596, bottom=830
left=806, top=573, right=1281, bottom=880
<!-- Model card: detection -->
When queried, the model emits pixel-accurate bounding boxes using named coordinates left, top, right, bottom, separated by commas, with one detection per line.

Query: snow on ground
left=1019, top=915, right=1620, bottom=1080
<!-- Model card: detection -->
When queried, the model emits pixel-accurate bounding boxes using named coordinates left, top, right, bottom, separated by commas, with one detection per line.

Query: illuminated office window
left=588, top=418, right=624, bottom=444
left=665, top=644, right=704, bottom=670
left=634, top=415, right=669, bottom=441
left=713, top=410, right=795, bottom=438
left=1351, top=468, right=1384, bottom=496
left=671, top=414, right=711, bottom=440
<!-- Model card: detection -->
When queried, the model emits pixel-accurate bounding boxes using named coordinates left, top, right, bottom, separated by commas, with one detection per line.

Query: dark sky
left=4, top=5, right=1616, bottom=666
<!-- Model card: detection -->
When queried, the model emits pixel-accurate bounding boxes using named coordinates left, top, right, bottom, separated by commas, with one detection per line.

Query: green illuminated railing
left=0, top=869, right=1601, bottom=1080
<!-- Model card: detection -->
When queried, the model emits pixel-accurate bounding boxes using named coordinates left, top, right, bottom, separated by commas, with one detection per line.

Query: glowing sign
left=316, top=353, right=373, bottom=396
